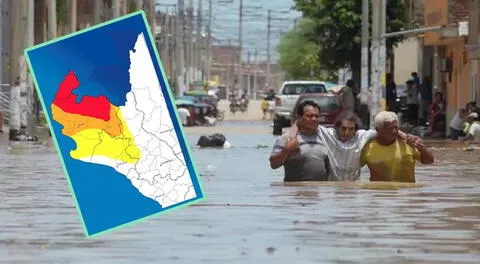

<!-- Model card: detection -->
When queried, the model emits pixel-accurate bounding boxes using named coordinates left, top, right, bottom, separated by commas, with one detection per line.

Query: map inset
left=25, top=12, right=204, bottom=237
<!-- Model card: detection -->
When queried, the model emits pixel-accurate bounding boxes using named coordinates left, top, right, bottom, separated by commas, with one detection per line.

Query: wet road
left=1, top=121, right=479, bottom=263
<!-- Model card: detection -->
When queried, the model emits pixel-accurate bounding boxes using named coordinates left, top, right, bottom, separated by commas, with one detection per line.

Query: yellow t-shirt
left=261, top=100, right=269, bottom=110
left=360, top=139, right=422, bottom=183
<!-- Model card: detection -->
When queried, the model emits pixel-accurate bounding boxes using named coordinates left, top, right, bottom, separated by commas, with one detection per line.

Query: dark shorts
left=450, top=127, right=465, bottom=140
left=408, top=104, right=418, bottom=121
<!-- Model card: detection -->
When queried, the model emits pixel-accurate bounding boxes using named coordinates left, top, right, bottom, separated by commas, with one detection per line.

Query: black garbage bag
left=197, top=133, right=226, bottom=147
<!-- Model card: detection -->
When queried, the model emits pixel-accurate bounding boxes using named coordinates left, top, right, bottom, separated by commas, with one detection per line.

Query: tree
left=293, top=0, right=406, bottom=83
left=277, top=18, right=336, bottom=81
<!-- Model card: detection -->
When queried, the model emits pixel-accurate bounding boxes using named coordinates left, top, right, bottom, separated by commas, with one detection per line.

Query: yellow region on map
left=52, top=103, right=141, bottom=164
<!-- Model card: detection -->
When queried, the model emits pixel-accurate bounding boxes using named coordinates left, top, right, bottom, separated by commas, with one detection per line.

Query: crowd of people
left=384, top=72, right=480, bottom=142
left=449, top=101, right=480, bottom=143
left=269, top=100, right=435, bottom=183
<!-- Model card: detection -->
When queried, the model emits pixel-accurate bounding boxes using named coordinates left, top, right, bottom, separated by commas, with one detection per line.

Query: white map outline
left=78, top=33, right=196, bottom=208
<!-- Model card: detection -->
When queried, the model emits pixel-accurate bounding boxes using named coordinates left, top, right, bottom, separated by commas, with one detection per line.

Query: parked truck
left=272, top=81, right=329, bottom=135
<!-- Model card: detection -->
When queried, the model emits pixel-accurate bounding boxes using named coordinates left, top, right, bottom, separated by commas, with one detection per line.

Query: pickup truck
left=272, top=80, right=329, bottom=135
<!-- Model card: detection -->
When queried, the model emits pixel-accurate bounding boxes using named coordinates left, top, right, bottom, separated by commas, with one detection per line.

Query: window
left=282, top=83, right=327, bottom=95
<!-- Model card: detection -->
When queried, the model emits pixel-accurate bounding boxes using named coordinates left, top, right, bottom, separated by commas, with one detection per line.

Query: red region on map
left=53, top=70, right=111, bottom=121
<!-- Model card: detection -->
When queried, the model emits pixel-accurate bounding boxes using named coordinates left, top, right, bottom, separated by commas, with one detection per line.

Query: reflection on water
left=0, top=125, right=479, bottom=263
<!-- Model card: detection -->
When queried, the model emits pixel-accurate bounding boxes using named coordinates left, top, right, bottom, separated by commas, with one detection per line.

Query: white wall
left=394, top=37, right=419, bottom=85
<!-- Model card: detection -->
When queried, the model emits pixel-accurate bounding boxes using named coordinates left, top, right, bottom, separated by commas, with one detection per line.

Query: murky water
left=1, top=122, right=479, bottom=263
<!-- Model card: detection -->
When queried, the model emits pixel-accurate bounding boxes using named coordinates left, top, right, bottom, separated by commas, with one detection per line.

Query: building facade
left=421, top=0, right=479, bottom=134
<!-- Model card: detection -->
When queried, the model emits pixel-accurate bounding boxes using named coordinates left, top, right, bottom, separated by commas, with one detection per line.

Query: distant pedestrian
left=336, top=79, right=356, bottom=112
left=406, top=79, right=419, bottom=123
left=177, top=107, right=191, bottom=126
left=261, top=97, right=269, bottom=120
left=385, top=73, right=397, bottom=111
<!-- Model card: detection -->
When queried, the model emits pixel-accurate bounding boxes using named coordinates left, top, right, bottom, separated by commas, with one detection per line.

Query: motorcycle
left=208, top=108, right=225, bottom=121
left=239, top=98, right=248, bottom=112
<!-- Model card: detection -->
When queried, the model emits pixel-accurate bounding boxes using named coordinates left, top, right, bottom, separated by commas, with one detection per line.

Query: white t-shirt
left=449, top=111, right=465, bottom=130
left=178, top=108, right=190, bottom=125
left=467, top=122, right=480, bottom=141
left=317, top=126, right=378, bottom=181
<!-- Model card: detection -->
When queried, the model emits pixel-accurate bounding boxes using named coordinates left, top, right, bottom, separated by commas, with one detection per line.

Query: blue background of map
left=25, top=13, right=203, bottom=236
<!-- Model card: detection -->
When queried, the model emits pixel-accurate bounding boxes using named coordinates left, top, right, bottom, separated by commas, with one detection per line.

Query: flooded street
left=1, top=121, right=480, bottom=263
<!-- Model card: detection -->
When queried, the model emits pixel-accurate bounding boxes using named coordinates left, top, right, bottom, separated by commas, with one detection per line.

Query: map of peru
left=51, top=32, right=196, bottom=208
left=26, top=12, right=203, bottom=236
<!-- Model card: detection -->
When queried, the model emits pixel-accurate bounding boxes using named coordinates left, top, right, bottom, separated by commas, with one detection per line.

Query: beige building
left=394, top=37, right=421, bottom=85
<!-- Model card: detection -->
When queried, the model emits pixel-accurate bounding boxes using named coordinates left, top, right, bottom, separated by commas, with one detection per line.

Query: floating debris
left=265, top=246, right=276, bottom=255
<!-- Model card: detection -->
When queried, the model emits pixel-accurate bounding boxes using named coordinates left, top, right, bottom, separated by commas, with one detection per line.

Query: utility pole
left=113, top=0, right=120, bottom=18
left=148, top=0, right=156, bottom=38
left=170, top=5, right=177, bottom=86
left=9, top=0, right=28, bottom=140
left=247, top=51, right=251, bottom=96
left=123, top=0, right=128, bottom=15
left=71, top=0, right=77, bottom=33
left=360, top=0, right=369, bottom=105
left=186, top=0, right=193, bottom=84
left=136, top=0, right=143, bottom=10
left=0, top=0, right=5, bottom=89
left=195, top=0, right=202, bottom=81
left=237, top=0, right=243, bottom=94
left=266, top=9, right=271, bottom=88
left=164, top=11, right=171, bottom=79
left=48, top=0, right=57, bottom=39
left=93, top=0, right=101, bottom=25
left=226, top=52, right=231, bottom=97
left=26, top=0, right=36, bottom=137
left=206, top=0, right=212, bottom=81
left=370, top=0, right=380, bottom=129
left=369, top=0, right=387, bottom=128
left=253, top=48, right=258, bottom=100
left=379, top=0, right=387, bottom=110
left=176, top=0, right=186, bottom=96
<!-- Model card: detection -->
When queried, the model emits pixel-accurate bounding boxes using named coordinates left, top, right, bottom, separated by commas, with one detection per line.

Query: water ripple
left=0, top=126, right=479, bottom=263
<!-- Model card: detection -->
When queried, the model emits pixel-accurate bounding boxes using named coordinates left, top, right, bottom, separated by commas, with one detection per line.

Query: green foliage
left=293, top=0, right=406, bottom=71
left=276, top=18, right=323, bottom=80
left=56, top=0, right=69, bottom=25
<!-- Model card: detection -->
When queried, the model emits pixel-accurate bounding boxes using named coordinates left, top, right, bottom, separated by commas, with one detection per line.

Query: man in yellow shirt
left=360, top=111, right=434, bottom=183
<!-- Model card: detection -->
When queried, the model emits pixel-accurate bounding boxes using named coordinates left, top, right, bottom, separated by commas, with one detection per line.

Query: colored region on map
left=51, top=71, right=141, bottom=163
left=24, top=12, right=204, bottom=237
left=53, top=70, right=111, bottom=122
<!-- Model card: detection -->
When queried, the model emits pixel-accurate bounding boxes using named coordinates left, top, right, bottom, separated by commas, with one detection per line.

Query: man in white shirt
left=463, top=112, right=480, bottom=144
left=449, top=102, right=475, bottom=140
left=177, top=107, right=191, bottom=126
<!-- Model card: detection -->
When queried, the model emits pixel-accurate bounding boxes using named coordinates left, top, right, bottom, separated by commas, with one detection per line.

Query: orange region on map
left=52, top=103, right=124, bottom=137
left=50, top=70, right=141, bottom=164
left=52, top=70, right=111, bottom=122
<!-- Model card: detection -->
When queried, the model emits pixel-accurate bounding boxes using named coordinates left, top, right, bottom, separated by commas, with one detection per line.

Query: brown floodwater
left=1, top=121, right=479, bottom=263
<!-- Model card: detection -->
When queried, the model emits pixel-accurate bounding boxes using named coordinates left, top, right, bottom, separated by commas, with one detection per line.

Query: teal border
left=24, top=10, right=206, bottom=238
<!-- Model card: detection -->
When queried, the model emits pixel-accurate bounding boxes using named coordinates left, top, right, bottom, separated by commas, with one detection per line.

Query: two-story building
left=421, top=0, right=478, bottom=134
